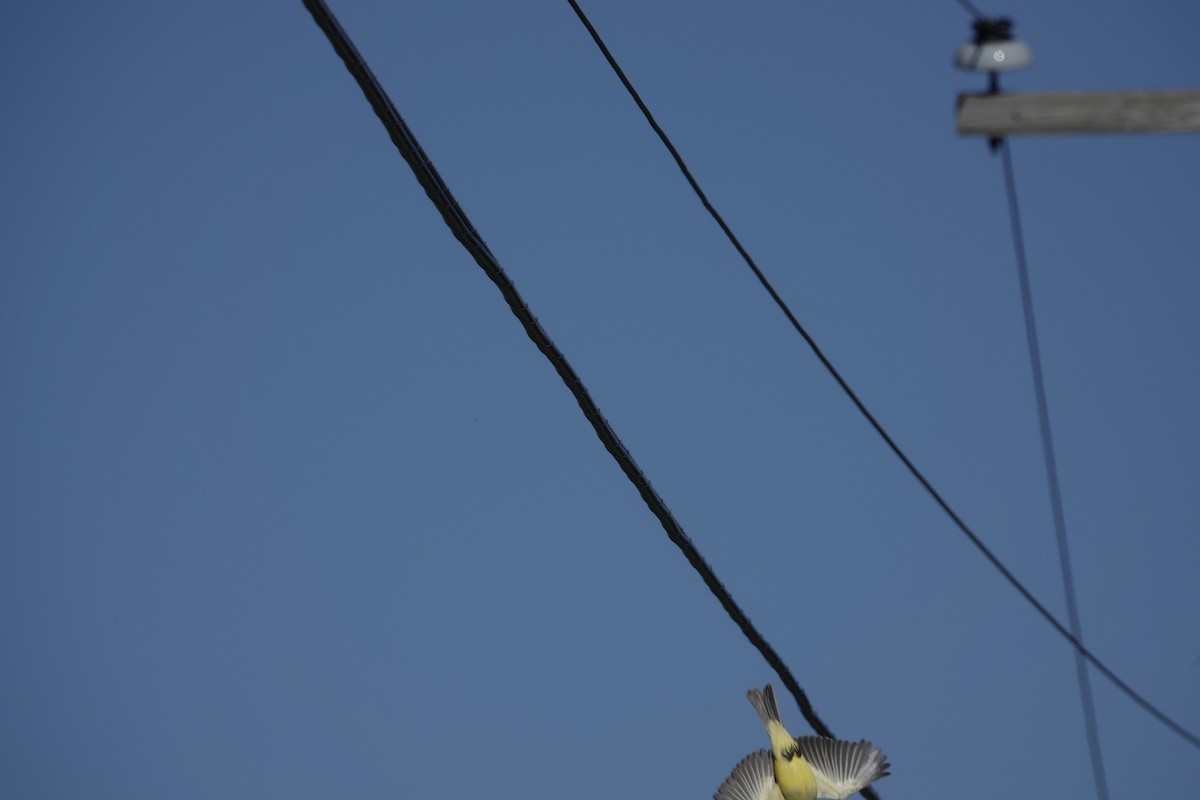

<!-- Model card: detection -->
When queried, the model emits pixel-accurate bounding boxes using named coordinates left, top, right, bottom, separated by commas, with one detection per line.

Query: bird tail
left=746, top=684, right=783, bottom=728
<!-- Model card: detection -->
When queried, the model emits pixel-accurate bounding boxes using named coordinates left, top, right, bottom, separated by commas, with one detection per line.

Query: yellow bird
left=715, top=684, right=890, bottom=800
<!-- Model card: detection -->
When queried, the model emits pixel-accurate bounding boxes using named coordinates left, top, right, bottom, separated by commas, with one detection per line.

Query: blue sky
left=3, top=1, right=1198, bottom=797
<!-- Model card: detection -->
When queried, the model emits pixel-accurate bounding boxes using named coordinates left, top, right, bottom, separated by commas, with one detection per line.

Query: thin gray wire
left=955, top=0, right=988, bottom=21
left=1001, top=139, right=1110, bottom=800
left=564, top=0, right=1200, bottom=752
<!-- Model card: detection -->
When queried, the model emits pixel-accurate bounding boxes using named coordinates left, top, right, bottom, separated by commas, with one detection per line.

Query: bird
left=715, top=684, right=890, bottom=800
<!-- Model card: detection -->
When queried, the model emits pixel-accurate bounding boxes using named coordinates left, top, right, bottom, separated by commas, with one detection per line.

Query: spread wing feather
left=714, top=749, right=784, bottom=800
left=793, top=736, right=890, bottom=800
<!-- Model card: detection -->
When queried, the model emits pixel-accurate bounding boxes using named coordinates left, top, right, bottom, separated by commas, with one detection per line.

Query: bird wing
left=714, top=749, right=784, bottom=800
left=793, top=736, right=890, bottom=800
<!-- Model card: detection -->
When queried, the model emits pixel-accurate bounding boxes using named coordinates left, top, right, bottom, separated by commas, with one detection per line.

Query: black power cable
left=300, top=4, right=879, bottom=797
left=563, top=0, right=1200, bottom=752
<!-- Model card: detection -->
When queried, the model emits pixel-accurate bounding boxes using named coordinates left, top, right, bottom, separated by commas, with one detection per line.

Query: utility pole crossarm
left=957, top=90, right=1200, bottom=135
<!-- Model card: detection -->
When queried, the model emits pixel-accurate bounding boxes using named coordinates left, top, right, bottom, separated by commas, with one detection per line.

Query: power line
left=563, top=0, right=1200, bottom=752
left=954, top=0, right=989, bottom=22
left=1000, top=139, right=1110, bottom=800
left=299, top=4, right=880, bottom=796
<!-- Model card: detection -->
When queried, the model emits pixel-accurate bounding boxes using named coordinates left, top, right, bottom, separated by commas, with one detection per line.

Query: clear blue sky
left=3, top=1, right=1198, bottom=797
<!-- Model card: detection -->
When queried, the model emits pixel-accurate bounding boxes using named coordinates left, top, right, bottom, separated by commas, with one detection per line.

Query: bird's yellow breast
left=765, top=722, right=817, bottom=800
left=772, top=751, right=817, bottom=800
